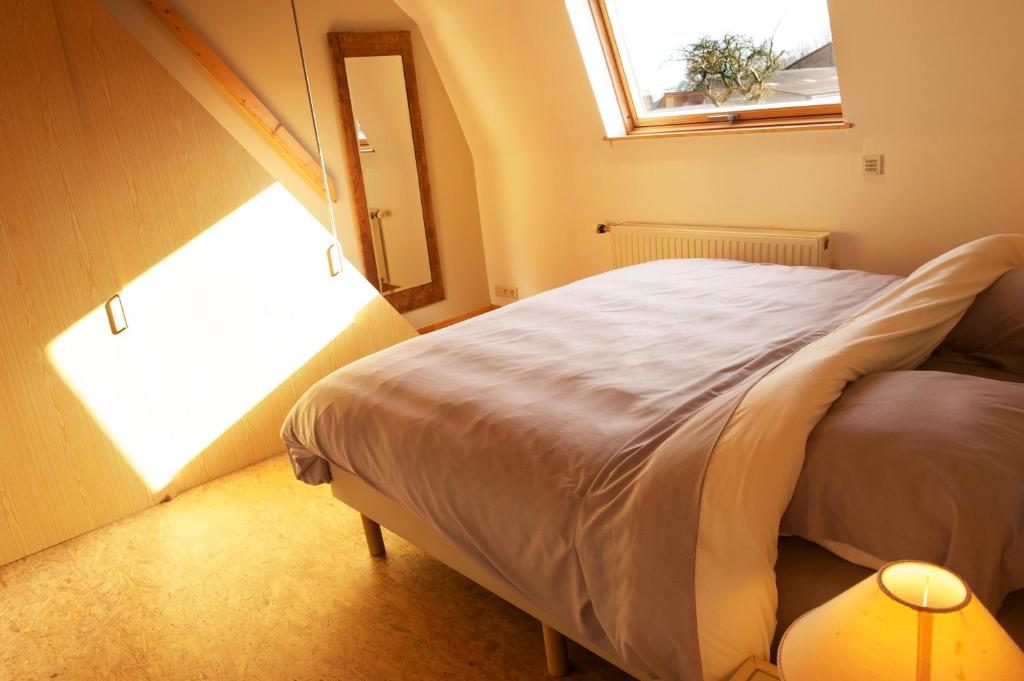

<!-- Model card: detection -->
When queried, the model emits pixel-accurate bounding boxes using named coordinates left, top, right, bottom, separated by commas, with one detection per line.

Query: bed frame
left=331, top=462, right=930, bottom=679
left=329, top=463, right=651, bottom=678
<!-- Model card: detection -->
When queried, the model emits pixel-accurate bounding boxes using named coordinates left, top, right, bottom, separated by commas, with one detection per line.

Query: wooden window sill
left=605, top=117, right=851, bottom=141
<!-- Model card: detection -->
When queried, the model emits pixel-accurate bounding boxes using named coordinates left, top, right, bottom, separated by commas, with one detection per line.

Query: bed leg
left=542, top=623, right=569, bottom=676
left=360, top=514, right=386, bottom=557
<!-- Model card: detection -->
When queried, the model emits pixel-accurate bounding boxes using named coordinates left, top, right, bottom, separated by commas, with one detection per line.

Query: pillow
left=781, top=371, right=1024, bottom=611
left=934, top=268, right=1024, bottom=373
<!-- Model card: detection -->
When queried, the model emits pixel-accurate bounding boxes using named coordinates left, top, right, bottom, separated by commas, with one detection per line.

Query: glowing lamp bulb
left=878, top=561, right=969, bottom=613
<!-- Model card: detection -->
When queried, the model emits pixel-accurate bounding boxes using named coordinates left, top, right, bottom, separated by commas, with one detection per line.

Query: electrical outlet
left=494, top=284, right=519, bottom=299
left=862, top=154, right=884, bottom=175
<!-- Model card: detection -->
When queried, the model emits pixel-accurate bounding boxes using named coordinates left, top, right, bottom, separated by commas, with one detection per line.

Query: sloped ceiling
left=398, top=0, right=1024, bottom=154
left=395, top=0, right=606, bottom=155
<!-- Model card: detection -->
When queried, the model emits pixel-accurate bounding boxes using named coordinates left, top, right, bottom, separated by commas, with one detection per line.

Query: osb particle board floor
left=0, top=455, right=631, bottom=681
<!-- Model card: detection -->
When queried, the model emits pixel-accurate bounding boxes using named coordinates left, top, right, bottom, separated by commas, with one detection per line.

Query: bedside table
left=729, top=656, right=779, bottom=681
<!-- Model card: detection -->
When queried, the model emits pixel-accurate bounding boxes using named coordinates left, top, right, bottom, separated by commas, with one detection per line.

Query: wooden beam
left=142, top=0, right=337, bottom=202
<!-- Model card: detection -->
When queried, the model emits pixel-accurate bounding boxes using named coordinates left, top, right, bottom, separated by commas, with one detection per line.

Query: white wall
left=396, top=0, right=1024, bottom=301
left=103, top=0, right=491, bottom=328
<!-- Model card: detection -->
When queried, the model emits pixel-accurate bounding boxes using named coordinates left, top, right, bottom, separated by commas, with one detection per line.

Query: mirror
left=349, top=57, right=431, bottom=293
left=329, top=31, right=444, bottom=312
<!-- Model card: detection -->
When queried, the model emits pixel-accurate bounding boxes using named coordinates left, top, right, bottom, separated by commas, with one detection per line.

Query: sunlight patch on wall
left=565, top=0, right=628, bottom=138
left=48, top=183, right=379, bottom=491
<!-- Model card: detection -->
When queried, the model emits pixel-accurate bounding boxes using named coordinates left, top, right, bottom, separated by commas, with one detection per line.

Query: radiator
left=606, top=223, right=832, bottom=269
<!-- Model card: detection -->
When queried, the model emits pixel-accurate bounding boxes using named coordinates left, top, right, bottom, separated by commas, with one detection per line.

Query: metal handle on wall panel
left=105, top=294, right=128, bottom=335
left=326, top=243, right=343, bottom=277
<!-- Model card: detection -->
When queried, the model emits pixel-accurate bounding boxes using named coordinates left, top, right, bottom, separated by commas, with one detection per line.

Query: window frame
left=587, top=0, right=848, bottom=138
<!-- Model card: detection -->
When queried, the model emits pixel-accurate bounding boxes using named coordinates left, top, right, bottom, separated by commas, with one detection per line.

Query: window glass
left=602, top=0, right=840, bottom=121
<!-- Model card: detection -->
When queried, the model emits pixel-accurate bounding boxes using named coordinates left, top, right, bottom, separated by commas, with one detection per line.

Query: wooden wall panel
left=0, top=0, right=416, bottom=566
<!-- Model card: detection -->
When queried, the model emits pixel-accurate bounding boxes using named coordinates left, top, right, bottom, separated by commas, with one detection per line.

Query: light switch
left=862, top=154, right=884, bottom=175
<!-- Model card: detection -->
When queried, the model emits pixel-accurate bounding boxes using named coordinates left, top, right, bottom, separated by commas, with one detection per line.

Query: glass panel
left=603, top=0, right=840, bottom=120
left=346, top=55, right=432, bottom=294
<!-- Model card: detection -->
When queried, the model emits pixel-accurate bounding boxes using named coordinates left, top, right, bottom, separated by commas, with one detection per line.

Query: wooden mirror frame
left=328, top=31, right=444, bottom=312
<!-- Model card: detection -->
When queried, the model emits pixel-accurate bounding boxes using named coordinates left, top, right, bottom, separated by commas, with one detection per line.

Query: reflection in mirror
left=347, top=56, right=432, bottom=295
left=330, top=31, right=444, bottom=313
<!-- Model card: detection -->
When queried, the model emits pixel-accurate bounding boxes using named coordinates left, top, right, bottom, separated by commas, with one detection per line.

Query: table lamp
left=778, top=560, right=1024, bottom=680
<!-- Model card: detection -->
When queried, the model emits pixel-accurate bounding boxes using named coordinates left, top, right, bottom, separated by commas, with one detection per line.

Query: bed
left=282, top=235, right=1024, bottom=680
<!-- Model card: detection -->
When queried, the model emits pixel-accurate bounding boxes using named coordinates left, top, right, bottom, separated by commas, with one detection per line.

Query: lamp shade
left=778, top=561, right=1024, bottom=681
